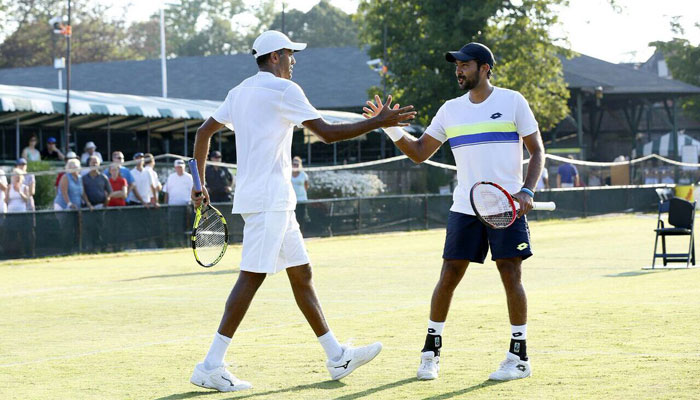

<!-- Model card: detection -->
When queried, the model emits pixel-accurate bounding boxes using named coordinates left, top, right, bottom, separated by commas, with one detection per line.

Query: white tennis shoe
left=190, top=362, right=252, bottom=392
left=417, top=351, right=440, bottom=380
left=488, top=352, right=531, bottom=381
left=326, top=342, right=383, bottom=380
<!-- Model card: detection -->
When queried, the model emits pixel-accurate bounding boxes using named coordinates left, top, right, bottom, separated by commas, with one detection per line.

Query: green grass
left=2, top=214, right=700, bottom=399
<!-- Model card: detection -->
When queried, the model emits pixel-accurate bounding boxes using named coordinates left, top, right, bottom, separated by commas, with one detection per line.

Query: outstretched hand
left=363, top=95, right=415, bottom=127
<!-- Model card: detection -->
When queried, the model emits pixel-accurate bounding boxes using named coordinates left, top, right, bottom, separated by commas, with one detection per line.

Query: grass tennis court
left=1, top=214, right=699, bottom=399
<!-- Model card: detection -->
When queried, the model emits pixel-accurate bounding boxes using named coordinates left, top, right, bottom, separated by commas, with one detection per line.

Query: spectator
left=291, top=156, right=309, bottom=200
left=109, top=151, right=135, bottom=198
left=291, top=156, right=310, bottom=229
left=15, top=158, right=35, bottom=211
left=0, top=169, right=6, bottom=214
left=536, top=166, right=549, bottom=191
left=126, top=152, right=148, bottom=206
left=163, top=159, right=193, bottom=205
left=557, top=156, right=579, bottom=188
left=128, top=152, right=158, bottom=207
left=21, top=135, right=41, bottom=162
left=41, top=137, right=65, bottom=161
left=7, top=169, right=29, bottom=212
left=143, top=153, right=161, bottom=207
left=54, top=159, right=87, bottom=210
left=205, top=150, right=233, bottom=202
left=80, top=141, right=103, bottom=165
left=107, top=164, right=128, bottom=207
left=55, top=151, right=79, bottom=187
left=82, top=156, right=111, bottom=210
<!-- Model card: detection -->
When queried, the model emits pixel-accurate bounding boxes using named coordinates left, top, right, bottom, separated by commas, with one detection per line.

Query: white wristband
left=384, top=127, right=406, bottom=142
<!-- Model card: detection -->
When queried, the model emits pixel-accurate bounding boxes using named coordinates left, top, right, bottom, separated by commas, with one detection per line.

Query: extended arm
left=303, top=96, right=415, bottom=144
left=362, top=96, right=441, bottom=163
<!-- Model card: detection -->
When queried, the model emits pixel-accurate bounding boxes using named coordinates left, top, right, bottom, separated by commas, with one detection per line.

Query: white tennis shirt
left=212, top=71, right=321, bottom=213
left=425, top=87, right=538, bottom=215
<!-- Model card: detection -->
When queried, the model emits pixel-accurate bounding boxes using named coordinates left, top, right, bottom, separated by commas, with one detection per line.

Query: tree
left=268, top=0, right=358, bottom=48
left=485, top=0, right=571, bottom=131
left=0, top=0, right=135, bottom=68
left=356, top=0, right=570, bottom=131
left=651, top=36, right=700, bottom=122
left=161, top=0, right=245, bottom=57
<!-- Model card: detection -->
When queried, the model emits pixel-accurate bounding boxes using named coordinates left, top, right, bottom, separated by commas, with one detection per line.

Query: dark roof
left=2, top=48, right=699, bottom=108
left=0, top=47, right=380, bottom=110
left=559, top=53, right=700, bottom=95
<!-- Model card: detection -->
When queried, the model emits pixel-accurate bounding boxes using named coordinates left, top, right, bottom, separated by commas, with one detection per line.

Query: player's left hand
left=512, top=191, right=533, bottom=218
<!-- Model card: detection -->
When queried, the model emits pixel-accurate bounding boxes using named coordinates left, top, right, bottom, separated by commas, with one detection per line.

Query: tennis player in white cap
left=188, top=30, right=415, bottom=392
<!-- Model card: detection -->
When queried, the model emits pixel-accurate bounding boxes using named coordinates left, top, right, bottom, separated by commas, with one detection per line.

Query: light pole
left=159, top=1, right=180, bottom=98
left=160, top=6, right=167, bottom=98
left=65, top=1, right=72, bottom=154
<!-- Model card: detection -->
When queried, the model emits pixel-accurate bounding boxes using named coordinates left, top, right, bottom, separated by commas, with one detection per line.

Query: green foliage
left=25, top=160, right=56, bottom=209
left=356, top=0, right=570, bottom=131
left=268, top=0, right=358, bottom=47
left=356, top=0, right=502, bottom=126
left=486, top=0, right=571, bottom=131
left=650, top=38, right=700, bottom=122
left=0, top=0, right=135, bottom=68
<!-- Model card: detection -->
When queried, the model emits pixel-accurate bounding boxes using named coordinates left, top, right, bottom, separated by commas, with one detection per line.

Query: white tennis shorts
left=240, top=211, right=310, bottom=274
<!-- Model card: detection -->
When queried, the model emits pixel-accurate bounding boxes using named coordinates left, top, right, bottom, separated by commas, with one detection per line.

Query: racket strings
left=195, top=208, right=227, bottom=264
left=473, top=185, right=515, bottom=228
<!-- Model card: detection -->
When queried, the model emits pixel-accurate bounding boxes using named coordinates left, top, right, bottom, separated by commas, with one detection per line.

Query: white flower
left=309, top=171, right=386, bottom=198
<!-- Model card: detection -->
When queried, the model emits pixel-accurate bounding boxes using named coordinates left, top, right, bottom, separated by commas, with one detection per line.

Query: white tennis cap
left=252, top=30, right=306, bottom=59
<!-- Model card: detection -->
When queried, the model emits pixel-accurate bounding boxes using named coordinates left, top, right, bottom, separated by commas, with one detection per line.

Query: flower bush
left=308, top=170, right=386, bottom=198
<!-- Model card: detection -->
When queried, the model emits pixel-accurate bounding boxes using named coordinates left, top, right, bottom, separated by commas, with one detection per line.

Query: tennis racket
left=188, top=159, right=228, bottom=268
left=470, top=181, right=556, bottom=229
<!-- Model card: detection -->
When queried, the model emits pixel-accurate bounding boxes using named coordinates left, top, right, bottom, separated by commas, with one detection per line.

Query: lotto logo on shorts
left=517, top=242, right=529, bottom=251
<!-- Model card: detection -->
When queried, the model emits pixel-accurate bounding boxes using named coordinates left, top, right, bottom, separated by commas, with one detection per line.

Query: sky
left=103, top=0, right=699, bottom=64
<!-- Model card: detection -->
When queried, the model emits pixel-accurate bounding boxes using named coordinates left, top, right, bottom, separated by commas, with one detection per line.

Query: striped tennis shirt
left=425, top=87, right=538, bottom=215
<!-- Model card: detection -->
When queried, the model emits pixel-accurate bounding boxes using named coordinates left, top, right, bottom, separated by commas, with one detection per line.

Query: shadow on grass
left=420, top=379, right=504, bottom=400
left=155, top=391, right=220, bottom=400
left=231, top=380, right=345, bottom=399
left=119, top=269, right=238, bottom=282
left=156, top=380, right=344, bottom=400
left=604, top=270, right=668, bottom=278
left=332, top=377, right=417, bottom=400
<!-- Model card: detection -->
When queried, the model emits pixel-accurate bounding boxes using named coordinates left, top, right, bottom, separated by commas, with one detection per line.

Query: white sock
left=203, top=333, right=231, bottom=370
left=428, top=320, right=445, bottom=336
left=511, top=324, right=527, bottom=340
left=318, top=330, right=343, bottom=361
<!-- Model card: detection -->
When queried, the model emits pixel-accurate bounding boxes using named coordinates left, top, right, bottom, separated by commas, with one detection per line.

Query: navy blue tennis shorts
left=442, top=211, right=533, bottom=263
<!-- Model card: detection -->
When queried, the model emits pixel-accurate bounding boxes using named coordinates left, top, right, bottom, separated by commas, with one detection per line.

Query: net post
left=424, top=194, right=429, bottom=230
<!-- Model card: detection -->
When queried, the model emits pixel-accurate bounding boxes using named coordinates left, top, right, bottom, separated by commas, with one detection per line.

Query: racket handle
left=188, top=159, right=203, bottom=192
left=533, top=201, right=556, bottom=211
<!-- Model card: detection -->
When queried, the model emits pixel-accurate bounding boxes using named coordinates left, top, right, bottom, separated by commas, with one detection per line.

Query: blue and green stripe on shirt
left=445, top=121, right=519, bottom=149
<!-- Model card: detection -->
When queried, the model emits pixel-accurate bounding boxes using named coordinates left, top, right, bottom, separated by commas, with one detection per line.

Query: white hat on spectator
left=66, top=151, right=78, bottom=159
left=174, top=159, right=185, bottom=167
left=84, top=141, right=97, bottom=150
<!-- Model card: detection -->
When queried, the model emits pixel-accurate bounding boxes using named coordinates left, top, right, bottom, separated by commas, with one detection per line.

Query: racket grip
left=533, top=201, right=556, bottom=211
left=188, top=159, right=203, bottom=192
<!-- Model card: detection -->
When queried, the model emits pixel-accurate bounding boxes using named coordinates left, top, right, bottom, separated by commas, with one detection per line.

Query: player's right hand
left=191, top=186, right=209, bottom=208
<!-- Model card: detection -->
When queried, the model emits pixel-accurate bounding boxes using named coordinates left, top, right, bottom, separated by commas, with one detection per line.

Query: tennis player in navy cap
left=364, top=42, right=545, bottom=382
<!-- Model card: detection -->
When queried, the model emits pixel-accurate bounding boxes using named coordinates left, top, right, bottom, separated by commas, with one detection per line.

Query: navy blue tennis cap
left=445, top=42, right=495, bottom=68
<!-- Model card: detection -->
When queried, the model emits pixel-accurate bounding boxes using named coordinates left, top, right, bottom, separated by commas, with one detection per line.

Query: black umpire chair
left=652, top=193, right=696, bottom=268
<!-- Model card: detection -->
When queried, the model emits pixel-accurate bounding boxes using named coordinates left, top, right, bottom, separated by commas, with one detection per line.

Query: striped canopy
left=0, top=84, right=217, bottom=120
left=637, top=130, right=698, bottom=157
left=0, top=84, right=368, bottom=133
